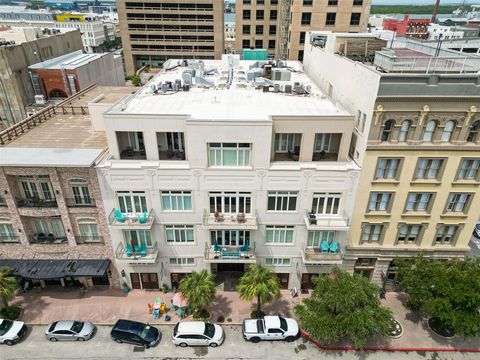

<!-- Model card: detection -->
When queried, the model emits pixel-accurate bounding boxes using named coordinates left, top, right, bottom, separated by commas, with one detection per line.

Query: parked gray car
left=45, top=321, right=96, bottom=342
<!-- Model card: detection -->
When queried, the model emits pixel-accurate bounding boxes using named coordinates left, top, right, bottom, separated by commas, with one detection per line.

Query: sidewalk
left=11, top=288, right=480, bottom=351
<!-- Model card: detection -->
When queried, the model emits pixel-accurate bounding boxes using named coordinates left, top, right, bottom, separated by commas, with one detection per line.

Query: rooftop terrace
left=107, top=57, right=350, bottom=121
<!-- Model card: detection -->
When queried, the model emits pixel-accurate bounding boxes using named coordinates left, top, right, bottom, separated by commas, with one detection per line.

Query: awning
left=0, top=259, right=111, bottom=280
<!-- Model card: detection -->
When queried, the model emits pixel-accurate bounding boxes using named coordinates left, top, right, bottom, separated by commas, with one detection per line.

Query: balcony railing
left=302, top=247, right=344, bottom=265
left=204, top=243, right=256, bottom=263
left=17, top=197, right=57, bottom=208
left=30, top=233, right=68, bottom=244
left=65, top=198, right=96, bottom=208
left=202, top=209, right=258, bottom=230
left=304, top=210, right=350, bottom=230
left=109, top=208, right=155, bottom=228
left=115, top=242, right=159, bottom=264
left=76, top=236, right=104, bottom=244
left=0, top=235, right=20, bottom=243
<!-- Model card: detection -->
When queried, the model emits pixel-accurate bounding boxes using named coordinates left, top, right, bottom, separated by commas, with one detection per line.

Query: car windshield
left=70, top=321, right=84, bottom=333
left=279, top=317, right=288, bottom=332
left=203, top=323, right=215, bottom=338
left=0, top=320, right=13, bottom=336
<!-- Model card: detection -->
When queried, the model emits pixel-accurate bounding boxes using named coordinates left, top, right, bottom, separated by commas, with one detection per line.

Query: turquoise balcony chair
left=114, top=209, right=127, bottom=223
left=320, top=240, right=329, bottom=253
left=213, top=240, right=220, bottom=253
left=140, top=243, right=147, bottom=257
left=125, top=243, right=133, bottom=257
left=138, top=211, right=148, bottom=224
left=241, top=240, right=250, bottom=252
left=329, top=241, right=339, bottom=254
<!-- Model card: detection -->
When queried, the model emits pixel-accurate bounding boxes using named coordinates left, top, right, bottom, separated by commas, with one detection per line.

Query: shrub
left=161, top=283, right=169, bottom=293
left=217, top=315, right=225, bottom=323
left=0, top=305, right=21, bottom=320
left=227, top=317, right=232, bottom=322
left=250, top=310, right=266, bottom=319
left=193, top=309, right=210, bottom=320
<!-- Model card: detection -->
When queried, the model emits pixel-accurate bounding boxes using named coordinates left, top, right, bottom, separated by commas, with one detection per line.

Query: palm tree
left=237, top=264, right=281, bottom=316
left=0, top=268, right=18, bottom=309
left=178, top=270, right=216, bottom=313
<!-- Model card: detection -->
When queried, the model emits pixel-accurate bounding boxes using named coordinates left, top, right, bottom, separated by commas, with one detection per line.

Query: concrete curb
left=300, top=329, right=480, bottom=353
left=26, top=322, right=245, bottom=327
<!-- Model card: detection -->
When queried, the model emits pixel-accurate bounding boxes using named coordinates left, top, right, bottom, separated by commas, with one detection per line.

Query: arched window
left=441, top=120, right=455, bottom=142
left=423, top=120, right=437, bottom=142
left=398, top=120, right=411, bottom=142
left=381, top=120, right=395, bottom=141
left=467, top=120, right=480, bottom=142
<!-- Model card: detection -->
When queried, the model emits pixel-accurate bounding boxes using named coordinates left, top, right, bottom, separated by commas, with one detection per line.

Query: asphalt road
left=2, top=325, right=478, bottom=360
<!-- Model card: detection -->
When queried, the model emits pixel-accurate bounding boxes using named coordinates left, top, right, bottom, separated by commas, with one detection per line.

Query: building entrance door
left=130, top=273, right=141, bottom=289
left=301, top=274, right=319, bottom=290
left=140, top=273, right=159, bottom=289
left=277, top=273, right=289, bottom=290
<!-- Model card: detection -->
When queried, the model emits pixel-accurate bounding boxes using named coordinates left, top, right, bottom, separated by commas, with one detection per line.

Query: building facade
left=304, top=32, right=480, bottom=288
left=116, top=0, right=225, bottom=74
left=95, top=57, right=360, bottom=290
left=235, top=0, right=371, bottom=61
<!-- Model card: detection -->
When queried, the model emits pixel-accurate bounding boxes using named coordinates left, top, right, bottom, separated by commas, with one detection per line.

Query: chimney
left=432, top=0, right=441, bottom=23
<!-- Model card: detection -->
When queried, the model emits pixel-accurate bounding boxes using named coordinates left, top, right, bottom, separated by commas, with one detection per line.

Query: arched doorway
left=49, top=88, right=67, bottom=98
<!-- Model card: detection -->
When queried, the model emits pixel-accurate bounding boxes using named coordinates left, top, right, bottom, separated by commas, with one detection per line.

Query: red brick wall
left=30, top=68, right=79, bottom=99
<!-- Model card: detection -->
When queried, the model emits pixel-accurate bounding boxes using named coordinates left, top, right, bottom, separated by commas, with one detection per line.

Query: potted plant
left=122, top=282, right=130, bottom=293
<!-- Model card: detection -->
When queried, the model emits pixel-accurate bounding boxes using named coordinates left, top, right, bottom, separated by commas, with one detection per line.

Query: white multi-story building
left=54, top=21, right=107, bottom=53
left=95, top=56, right=360, bottom=291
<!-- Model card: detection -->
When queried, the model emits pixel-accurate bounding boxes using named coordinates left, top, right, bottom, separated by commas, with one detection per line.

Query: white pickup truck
left=242, top=316, right=300, bottom=343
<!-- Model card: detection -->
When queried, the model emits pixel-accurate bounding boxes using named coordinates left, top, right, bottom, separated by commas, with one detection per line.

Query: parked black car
left=110, top=319, right=160, bottom=348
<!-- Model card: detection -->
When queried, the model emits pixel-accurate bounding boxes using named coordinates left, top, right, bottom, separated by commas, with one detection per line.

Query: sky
left=372, top=0, right=464, bottom=4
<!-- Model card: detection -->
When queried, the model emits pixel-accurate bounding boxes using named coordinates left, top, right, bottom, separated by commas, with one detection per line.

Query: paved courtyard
left=10, top=288, right=480, bottom=351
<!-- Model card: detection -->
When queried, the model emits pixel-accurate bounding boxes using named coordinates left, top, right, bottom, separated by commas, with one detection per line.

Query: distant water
left=380, top=13, right=455, bottom=20
left=225, top=13, right=235, bottom=23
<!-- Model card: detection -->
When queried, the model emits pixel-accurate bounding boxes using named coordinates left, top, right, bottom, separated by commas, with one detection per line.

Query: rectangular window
left=361, top=224, right=383, bottom=243
left=67, top=75, right=77, bottom=95
left=301, top=12, right=311, bottom=25
left=415, top=158, right=443, bottom=180
left=326, top=12, right=336, bottom=25
left=71, top=180, right=92, bottom=205
left=117, top=191, right=147, bottom=213
left=314, top=133, right=331, bottom=152
left=243, top=0, right=251, bottom=4
left=397, top=224, right=421, bottom=244
left=368, top=192, right=391, bottom=211
left=270, top=10, right=277, bottom=20
left=299, top=31, right=306, bottom=44
left=312, top=193, right=341, bottom=215
left=353, top=0, right=363, bottom=5
left=307, top=230, right=335, bottom=247
left=242, top=39, right=250, bottom=48
left=243, top=10, right=251, bottom=20
left=435, top=225, right=458, bottom=244
left=0, top=223, right=17, bottom=242
left=265, top=226, right=294, bottom=244
left=445, top=193, right=471, bottom=212
left=328, top=0, right=338, bottom=5
left=298, top=50, right=304, bottom=62
left=255, top=39, right=263, bottom=49
left=209, top=192, right=251, bottom=214
left=242, top=25, right=250, bottom=35
left=166, top=225, right=194, bottom=243
left=256, top=25, right=264, bottom=35
left=275, top=133, right=300, bottom=153
left=210, top=230, right=250, bottom=247
left=161, top=191, right=192, bottom=211
left=350, top=13, right=361, bottom=26
left=406, top=193, right=432, bottom=211
left=0, top=196, right=5, bottom=206
left=267, top=191, right=297, bottom=211
left=208, top=143, right=251, bottom=167
left=375, top=158, right=400, bottom=179
left=457, top=159, right=480, bottom=180
left=265, top=258, right=291, bottom=266
left=30, top=73, right=42, bottom=95
left=268, top=40, right=276, bottom=49
left=123, top=229, right=152, bottom=247
left=33, top=217, right=65, bottom=239
left=303, top=0, right=313, bottom=5
left=269, top=25, right=276, bottom=35
left=79, top=222, right=100, bottom=242
left=169, top=257, right=195, bottom=266
left=256, top=10, right=264, bottom=20
left=19, top=175, right=54, bottom=201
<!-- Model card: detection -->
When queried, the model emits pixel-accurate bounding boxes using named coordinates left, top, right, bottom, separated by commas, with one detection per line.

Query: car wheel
left=5, top=340, right=14, bottom=346
left=285, top=336, right=295, bottom=342
left=49, top=337, right=58, bottom=342
left=77, top=337, right=85, bottom=342
left=210, top=342, right=218, bottom=348
left=179, top=342, right=188, bottom=347
left=145, top=344, right=150, bottom=349
left=251, top=337, right=260, bottom=343
left=114, top=338, right=123, bottom=344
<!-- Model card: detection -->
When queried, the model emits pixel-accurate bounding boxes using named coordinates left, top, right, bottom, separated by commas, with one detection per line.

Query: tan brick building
left=0, top=85, right=132, bottom=289
left=117, top=0, right=225, bottom=74
left=235, top=0, right=371, bottom=60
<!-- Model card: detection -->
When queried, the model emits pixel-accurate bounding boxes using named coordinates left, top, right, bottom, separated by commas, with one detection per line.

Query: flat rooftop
left=3, top=86, right=132, bottom=150
left=29, top=50, right=107, bottom=70
left=107, top=58, right=350, bottom=121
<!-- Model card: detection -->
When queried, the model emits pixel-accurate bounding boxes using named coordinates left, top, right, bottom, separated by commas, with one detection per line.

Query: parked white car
left=0, top=319, right=27, bottom=346
left=172, top=321, right=224, bottom=347
left=242, top=316, right=299, bottom=343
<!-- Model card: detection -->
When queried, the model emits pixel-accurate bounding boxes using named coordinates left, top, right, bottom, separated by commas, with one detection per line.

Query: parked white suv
left=172, top=321, right=224, bottom=347
left=0, top=319, right=27, bottom=346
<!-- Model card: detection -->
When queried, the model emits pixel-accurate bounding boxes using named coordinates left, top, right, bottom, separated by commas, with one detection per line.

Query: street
left=2, top=325, right=478, bottom=360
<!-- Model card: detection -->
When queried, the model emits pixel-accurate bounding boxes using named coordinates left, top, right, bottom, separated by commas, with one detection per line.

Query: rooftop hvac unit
left=273, top=84, right=280, bottom=93
left=284, top=84, right=292, bottom=94
left=182, top=72, right=193, bottom=86
left=34, top=95, right=45, bottom=105
left=271, top=69, right=291, bottom=81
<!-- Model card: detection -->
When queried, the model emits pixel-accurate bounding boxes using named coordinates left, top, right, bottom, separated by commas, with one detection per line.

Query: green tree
left=397, top=256, right=480, bottom=338
left=131, top=75, right=141, bottom=87
left=294, top=267, right=393, bottom=347
left=0, top=268, right=18, bottom=309
left=236, top=264, right=281, bottom=316
left=178, top=270, right=216, bottom=313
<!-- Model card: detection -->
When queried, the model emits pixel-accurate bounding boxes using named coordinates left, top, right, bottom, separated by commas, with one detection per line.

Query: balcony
left=304, top=210, right=350, bottom=231
left=16, top=197, right=57, bottom=208
left=108, top=209, right=155, bottom=229
left=115, top=242, right=159, bottom=264
left=202, top=210, right=258, bottom=230
left=65, top=198, right=96, bottom=208
left=302, top=247, right=344, bottom=265
left=204, top=244, right=256, bottom=263
left=30, top=233, right=68, bottom=244
left=0, top=235, right=20, bottom=244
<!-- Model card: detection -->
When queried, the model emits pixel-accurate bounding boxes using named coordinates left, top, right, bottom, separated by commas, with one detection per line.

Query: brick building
left=383, top=15, right=430, bottom=39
